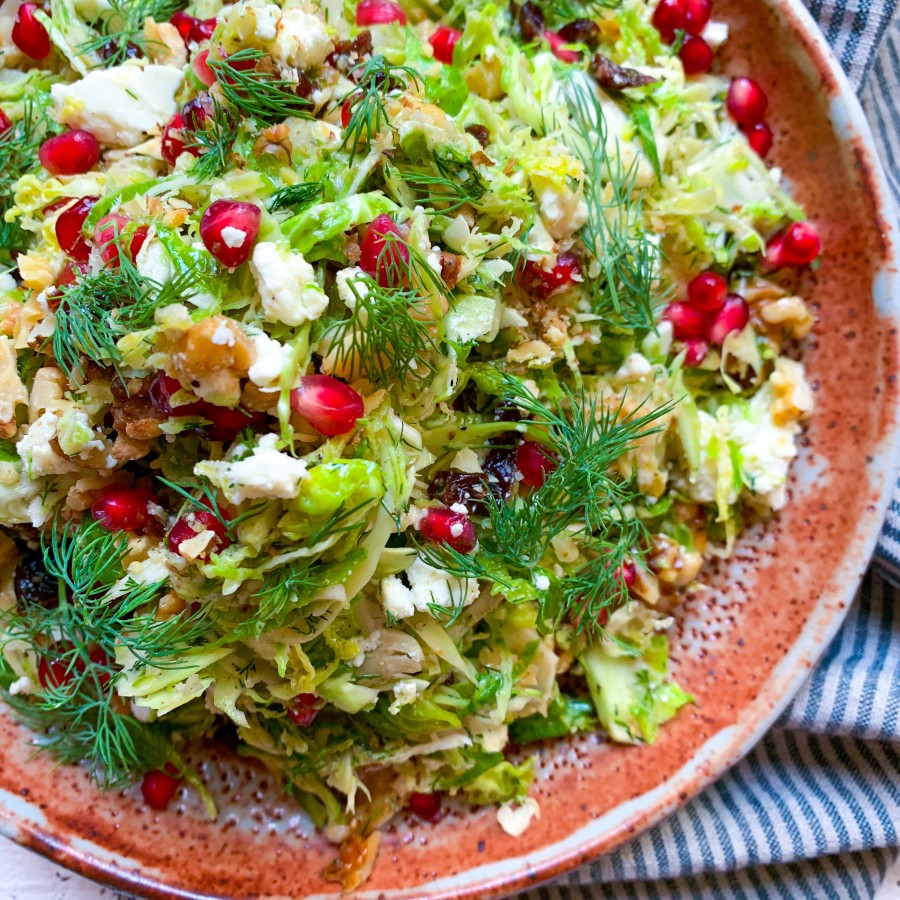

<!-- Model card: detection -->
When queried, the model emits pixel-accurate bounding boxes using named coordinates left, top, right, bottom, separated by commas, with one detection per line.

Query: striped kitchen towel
left=530, top=2, right=900, bottom=897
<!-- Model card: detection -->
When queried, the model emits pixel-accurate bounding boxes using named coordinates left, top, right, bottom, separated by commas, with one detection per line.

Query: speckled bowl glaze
left=2, top=0, right=899, bottom=897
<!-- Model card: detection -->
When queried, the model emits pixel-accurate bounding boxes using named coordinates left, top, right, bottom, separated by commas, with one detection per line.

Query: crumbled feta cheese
left=211, top=323, right=236, bottom=347
left=254, top=2, right=279, bottom=39
left=17, top=412, right=78, bottom=476
left=195, top=433, right=309, bottom=503
left=497, top=798, right=540, bottom=837
left=176, top=529, right=216, bottom=561
left=614, top=352, right=653, bottom=383
left=248, top=332, right=290, bottom=390
left=702, top=20, right=729, bottom=49
left=136, top=238, right=175, bottom=284
left=449, top=502, right=468, bottom=515
left=51, top=65, right=183, bottom=147
left=9, top=675, right=33, bottom=696
left=335, top=266, right=368, bottom=309
left=449, top=521, right=464, bottom=538
left=271, top=8, right=331, bottom=69
left=221, top=226, right=247, bottom=250
left=250, top=242, right=329, bottom=327
left=380, top=558, right=479, bottom=620
left=533, top=573, right=550, bottom=591
left=127, top=546, right=172, bottom=585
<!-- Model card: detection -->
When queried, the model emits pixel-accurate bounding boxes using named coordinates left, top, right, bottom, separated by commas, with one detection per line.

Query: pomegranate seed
left=408, top=792, right=442, bottom=821
left=516, top=441, right=557, bottom=489
left=741, top=121, right=773, bottom=158
left=341, top=99, right=354, bottom=128
left=141, top=769, right=181, bottom=811
left=522, top=252, right=582, bottom=298
left=686, top=271, right=727, bottom=313
left=12, top=3, right=51, bottom=59
left=160, top=113, right=198, bottom=166
left=683, top=338, right=709, bottom=367
left=168, top=509, right=230, bottom=561
left=651, top=0, right=687, bottom=43
left=679, top=34, right=713, bottom=75
left=193, top=49, right=216, bottom=86
left=91, top=487, right=159, bottom=533
left=94, top=213, right=130, bottom=267
left=359, top=214, right=410, bottom=287
left=355, top=0, right=407, bottom=26
left=707, top=293, right=750, bottom=344
left=419, top=507, right=477, bottom=554
left=764, top=221, right=822, bottom=268
left=287, top=693, right=322, bottom=727
left=148, top=372, right=205, bottom=416
left=616, top=558, right=637, bottom=588
left=429, top=25, right=461, bottom=64
left=39, top=130, right=100, bottom=176
left=663, top=300, right=708, bottom=341
left=191, top=17, right=216, bottom=42
left=181, top=93, right=213, bottom=131
left=57, top=260, right=85, bottom=288
left=170, top=11, right=196, bottom=40
left=199, top=199, right=260, bottom=268
left=0, top=108, right=10, bottom=133
left=130, top=226, right=149, bottom=260
left=727, top=77, right=768, bottom=126
left=55, top=195, right=98, bottom=262
left=682, top=0, right=712, bottom=34
left=199, top=403, right=267, bottom=443
left=544, top=30, right=580, bottom=63
left=290, top=374, right=364, bottom=437
left=37, top=643, right=77, bottom=689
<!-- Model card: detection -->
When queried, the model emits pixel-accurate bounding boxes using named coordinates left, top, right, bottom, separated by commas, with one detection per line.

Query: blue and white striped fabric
left=531, top=3, right=900, bottom=896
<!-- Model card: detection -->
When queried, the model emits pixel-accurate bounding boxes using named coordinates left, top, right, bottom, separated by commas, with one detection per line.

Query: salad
left=0, top=0, right=820, bottom=886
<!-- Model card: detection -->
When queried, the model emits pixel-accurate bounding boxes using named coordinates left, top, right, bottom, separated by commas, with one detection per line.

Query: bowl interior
left=1, top=1, right=899, bottom=897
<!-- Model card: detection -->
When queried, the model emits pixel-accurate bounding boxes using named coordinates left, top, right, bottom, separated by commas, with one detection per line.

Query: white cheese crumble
left=248, top=332, right=290, bottom=389
left=211, top=323, right=236, bottom=347
left=496, top=798, right=540, bottom=837
left=380, top=558, right=479, bottom=620
left=250, top=242, right=329, bottom=327
left=533, top=573, right=550, bottom=591
left=221, top=226, right=248, bottom=249
left=271, top=8, right=331, bottom=69
left=195, top=433, right=309, bottom=503
left=51, top=65, right=183, bottom=147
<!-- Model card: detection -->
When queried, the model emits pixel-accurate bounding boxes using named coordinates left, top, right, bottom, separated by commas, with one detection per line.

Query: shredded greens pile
left=0, top=0, right=816, bottom=885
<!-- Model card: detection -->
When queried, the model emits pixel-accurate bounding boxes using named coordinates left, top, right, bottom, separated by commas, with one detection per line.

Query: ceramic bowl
left=1, top=0, right=899, bottom=896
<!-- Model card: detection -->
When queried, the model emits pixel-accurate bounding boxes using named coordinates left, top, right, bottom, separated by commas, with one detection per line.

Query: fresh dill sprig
left=340, top=55, right=423, bottom=161
left=402, top=148, right=489, bottom=213
left=209, top=49, right=314, bottom=125
left=114, top=268, right=198, bottom=332
left=0, top=518, right=212, bottom=786
left=186, top=100, right=241, bottom=181
left=0, top=102, right=53, bottom=266
left=268, top=182, right=325, bottom=213
left=323, top=271, right=438, bottom=388
left=420, top=370, right=672, bottom=631
left=77, top=0, right=187, bottom=67
left=566, top=77, right=661, bottom=330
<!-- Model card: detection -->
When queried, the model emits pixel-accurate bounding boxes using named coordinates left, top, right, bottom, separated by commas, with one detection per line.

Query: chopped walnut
left=143, top=17, right=187, bottom=67
left=647, top=533, right=703, bottom=588
left=759, top=295, right=814, bottom=339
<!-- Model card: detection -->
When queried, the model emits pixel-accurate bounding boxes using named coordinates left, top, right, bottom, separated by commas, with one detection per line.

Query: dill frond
left=340, top=55, right=423, bottom=161
left=77, top=0, right=187, bottom=67
left=323, top=272, right=438, bottom=388
left=156, top=475, right=264, bottom=539
left=566, top=77, right=662, bottom=330
left=0, top=518, right=213, bottom=786
left=545, top=0, right=619, bottom=22
left=401, top=148, right=489, bottom=213
left=186, top=100, right=241, bottom=181
left=268, top=182, right=325, bottom=212
left=209, top=49, right=314, bottom=125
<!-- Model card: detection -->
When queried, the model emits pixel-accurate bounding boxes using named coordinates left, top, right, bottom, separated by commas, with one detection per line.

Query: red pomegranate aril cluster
left=522, top=252, right=582, bottom=299
left=407, top=791, right=442, bottom=822
left=355, top=0, right=406, bottom=26
left=288, top=693, right=322, bottom=727
left=516, top=441, right=557, bottom=489
left=193, top=49, right=216, bottom=86
left=419, top=507, right=477, bottom=554
left=39, top=130, right=100, bottom=176
left=664, top=271, right=749, bottom=365
left=91, top=487, right=160, bottom=534
left=359, top=214, right=410, bottom=287
left=12, top=2, right=51, bottom=59
left=170, top=11, right=216, bottom=45
left=290, top=374, right=364, bottom=437
left=54, top=195, right=98, bottom=262
left=765, top=221, right=822, bottom=268
left=725, top=77, right=775, bottom=159
left=168, top=509, right=230, bottom=560
left=37, top=643, right=110, bottom=690
left=679, top=34, right=713, bottom=75
left=0, top=108, right=11, bottom=133
left=429, top=25, right=461, bottom=64
left=199, top=199, right=261, bottom=268
left=652, top=0, right=711, bottom=43
left=743, top=121, right=773, bottom=158
left=141, top=768, right=181, bottom=811
left=161, top=113, right=196, bottom=166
